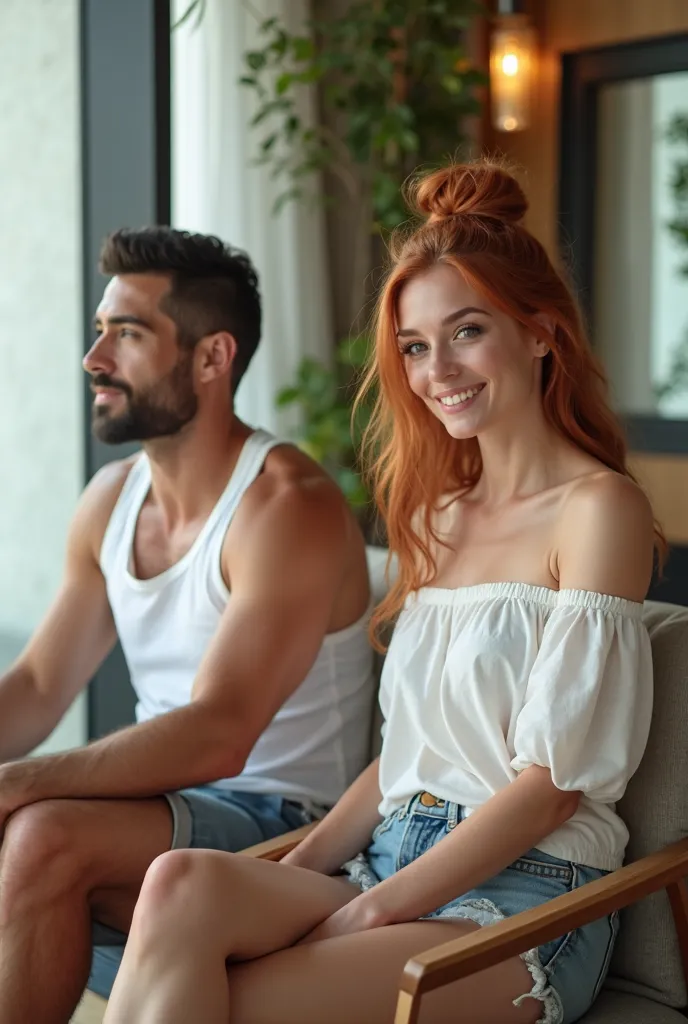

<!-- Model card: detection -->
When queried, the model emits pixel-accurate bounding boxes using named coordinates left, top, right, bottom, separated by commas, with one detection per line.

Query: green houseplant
left=241, top=0, right=484, bottom=506
left=275, top=334, right=373, bottom=508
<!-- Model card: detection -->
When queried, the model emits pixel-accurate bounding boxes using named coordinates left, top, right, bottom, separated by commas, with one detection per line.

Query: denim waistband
left=397, top=792, right=463, bottom=830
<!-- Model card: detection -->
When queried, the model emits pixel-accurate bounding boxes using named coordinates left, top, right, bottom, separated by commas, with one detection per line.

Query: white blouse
left=377, top=583, right=653, bottom=870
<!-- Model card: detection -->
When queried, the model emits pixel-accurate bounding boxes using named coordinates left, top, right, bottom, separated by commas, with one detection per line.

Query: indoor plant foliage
left=654, top=113, right=688, bottom=405
left=241, top=0, right=484, bottom=506
left=275, top=334, right=373, bottom=508
left=241, top=1, right=483, bottom=236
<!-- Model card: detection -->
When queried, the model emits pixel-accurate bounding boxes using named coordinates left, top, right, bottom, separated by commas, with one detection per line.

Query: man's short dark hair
left=99, top=226, right=261, bottom=390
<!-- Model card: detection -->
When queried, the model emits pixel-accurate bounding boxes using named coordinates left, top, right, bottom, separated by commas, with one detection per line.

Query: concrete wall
left=0, top=0, right=86, bottom=753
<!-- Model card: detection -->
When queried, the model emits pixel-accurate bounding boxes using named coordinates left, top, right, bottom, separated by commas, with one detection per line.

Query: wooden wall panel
left=486, top=0, right=688, bottom=255
left=630, top=455, right=688, bottom=546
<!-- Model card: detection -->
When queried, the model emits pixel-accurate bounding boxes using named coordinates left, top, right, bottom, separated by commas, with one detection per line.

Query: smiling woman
left=397, top=271, right=545, bottom=438
left=357, top=160, right=667, bottom=636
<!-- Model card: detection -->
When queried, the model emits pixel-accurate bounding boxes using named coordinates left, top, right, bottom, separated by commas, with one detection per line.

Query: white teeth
left=439, top=385, right=482, bottom=407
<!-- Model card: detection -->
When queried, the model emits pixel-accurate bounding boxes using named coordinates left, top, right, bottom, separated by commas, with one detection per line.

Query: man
left=0, top=228, right=374, bottom=1023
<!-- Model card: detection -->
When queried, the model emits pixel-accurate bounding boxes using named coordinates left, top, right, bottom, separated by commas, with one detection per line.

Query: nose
left=83, top=331, right=116, bottom=377
left=428, top=345, right=460, bottom=383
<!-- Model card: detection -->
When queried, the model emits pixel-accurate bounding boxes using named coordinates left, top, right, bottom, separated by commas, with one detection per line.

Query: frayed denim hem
left=344, top=857, right=564, bottom=1023
left=423, top=897, right=564, bottom=1024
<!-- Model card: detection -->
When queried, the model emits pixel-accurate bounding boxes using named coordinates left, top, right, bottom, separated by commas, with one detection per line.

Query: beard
left=91, top=353, right=198, bottom=445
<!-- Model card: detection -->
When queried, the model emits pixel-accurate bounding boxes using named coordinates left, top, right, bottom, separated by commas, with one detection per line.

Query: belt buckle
left=419, top=791, right=445, bottom=808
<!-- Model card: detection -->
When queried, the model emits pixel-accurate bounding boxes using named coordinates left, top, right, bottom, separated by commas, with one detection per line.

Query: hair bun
left=410, top=161, right=528, bottom=226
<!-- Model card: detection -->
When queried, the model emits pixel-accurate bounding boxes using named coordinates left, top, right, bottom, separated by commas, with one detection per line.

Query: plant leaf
left=245, top=51, right=267, bottom=72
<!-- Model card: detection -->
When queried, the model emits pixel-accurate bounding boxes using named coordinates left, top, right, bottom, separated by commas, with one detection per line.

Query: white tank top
left=100, top=430, right=376, bottom=807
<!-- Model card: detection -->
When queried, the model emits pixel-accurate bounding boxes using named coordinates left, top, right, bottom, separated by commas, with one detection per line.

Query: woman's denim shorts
left=344, top=793, right=619, bottom=1024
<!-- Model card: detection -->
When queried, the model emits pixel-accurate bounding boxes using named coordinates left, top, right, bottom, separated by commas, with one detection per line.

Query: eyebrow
left=93, top=314, right=154, bottom=331
left=396, top=306, right=491, bottom=338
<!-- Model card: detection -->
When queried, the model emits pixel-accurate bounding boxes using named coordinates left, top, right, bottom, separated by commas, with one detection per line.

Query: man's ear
left=195, top=331, right=237, bottom=384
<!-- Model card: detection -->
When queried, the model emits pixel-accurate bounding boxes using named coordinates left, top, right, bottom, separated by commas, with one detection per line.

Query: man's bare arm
left=0, top=476, right=353, bottom=808
left=0, top=465, right=124, bottom=761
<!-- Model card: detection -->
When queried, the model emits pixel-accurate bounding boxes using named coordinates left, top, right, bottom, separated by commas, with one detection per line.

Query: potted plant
left=240, top=0, right=484, bottom=511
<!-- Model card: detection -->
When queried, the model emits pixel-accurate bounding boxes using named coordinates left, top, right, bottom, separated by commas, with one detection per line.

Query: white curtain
left=171, top=0, right=333, bottom=433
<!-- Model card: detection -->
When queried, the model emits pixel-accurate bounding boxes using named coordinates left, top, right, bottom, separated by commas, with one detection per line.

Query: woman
left=103, top=162, right=660, bottom=1024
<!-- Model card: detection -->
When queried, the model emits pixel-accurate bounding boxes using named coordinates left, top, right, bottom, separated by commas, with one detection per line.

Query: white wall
left=0, top=0, right=86, bottom=753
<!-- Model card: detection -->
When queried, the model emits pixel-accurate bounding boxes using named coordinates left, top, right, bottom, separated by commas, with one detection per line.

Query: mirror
left=594, top=71, right=688, bottom=420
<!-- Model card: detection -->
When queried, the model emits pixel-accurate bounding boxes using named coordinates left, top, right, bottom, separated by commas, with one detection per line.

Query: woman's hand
left=298, top=893, right=388, bottom=945
left=279, top=758, right=384, bottom=876
left=279, top=846, right=328, bottom=873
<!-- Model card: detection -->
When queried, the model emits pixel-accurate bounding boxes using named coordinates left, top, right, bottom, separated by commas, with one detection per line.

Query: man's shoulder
left=84, top=454, right=140, bottom=510
left=230, top=443, right=354, bottom=556
left=252, top=443, right=350, bottom=518
left=73, top=455, right=141, bottom=550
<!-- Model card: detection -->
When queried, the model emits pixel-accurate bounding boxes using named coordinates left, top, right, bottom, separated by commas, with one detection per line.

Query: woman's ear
left=531, top=313, right=554, bottom=357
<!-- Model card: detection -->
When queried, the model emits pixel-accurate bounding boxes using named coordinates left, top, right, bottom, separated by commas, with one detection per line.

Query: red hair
left=357, top=161, right=666, bottom=647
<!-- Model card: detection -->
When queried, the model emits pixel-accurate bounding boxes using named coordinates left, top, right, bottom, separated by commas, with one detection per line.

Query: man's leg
left=0, top=796, right=172, bottom=1024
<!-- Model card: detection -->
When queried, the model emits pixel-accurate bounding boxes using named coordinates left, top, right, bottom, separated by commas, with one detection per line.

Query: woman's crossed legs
left=103, top=850, right=542, bottom=1024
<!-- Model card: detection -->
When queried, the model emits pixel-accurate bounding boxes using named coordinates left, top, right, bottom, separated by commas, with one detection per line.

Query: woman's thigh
left=130, top=849, right=361, bottom=960
left=226, top=921, right=542, bottom=1024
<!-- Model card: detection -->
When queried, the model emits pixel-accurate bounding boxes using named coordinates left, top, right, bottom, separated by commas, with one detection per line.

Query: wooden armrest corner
left=395, top=837, right=688, bottom=1024
left=238, top=823, right=317, bottom=862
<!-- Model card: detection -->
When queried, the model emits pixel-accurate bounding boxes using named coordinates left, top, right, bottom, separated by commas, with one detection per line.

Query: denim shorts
left=88, top=786, right=316, bottom=999
left=344, top=793, right=618, bottom=1024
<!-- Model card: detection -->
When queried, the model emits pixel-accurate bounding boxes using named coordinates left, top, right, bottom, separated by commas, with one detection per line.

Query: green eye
left=454, top=324, right=481, bottom=340
left=402, top=341, right=427, bottom=357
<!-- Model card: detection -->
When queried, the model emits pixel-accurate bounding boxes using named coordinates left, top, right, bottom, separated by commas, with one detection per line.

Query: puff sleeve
left=510, top=590, right=653, bottom=802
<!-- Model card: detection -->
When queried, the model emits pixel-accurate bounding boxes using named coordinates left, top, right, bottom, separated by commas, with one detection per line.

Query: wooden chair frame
left=241, top=827, right=688, bottom=1024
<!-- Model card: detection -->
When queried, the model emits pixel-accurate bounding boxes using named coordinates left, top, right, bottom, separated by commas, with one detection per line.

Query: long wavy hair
left=357, top=161, right=666, bottom=647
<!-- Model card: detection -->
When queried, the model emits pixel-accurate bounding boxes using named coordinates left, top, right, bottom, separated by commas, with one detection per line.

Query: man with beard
left=0, top=227, right=375, bottom=1023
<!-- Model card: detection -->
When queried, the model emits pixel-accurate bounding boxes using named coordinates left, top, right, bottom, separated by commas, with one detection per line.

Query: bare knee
left=0, top=801, right=89, bottom=912
left=131, top=850, right=234, bottom=948
left=138, top=850, right=236, bottom=916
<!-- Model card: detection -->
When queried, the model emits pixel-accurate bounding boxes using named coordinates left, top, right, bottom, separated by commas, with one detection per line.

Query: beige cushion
left=366, top=546, right=396, bottom=605
left=605, top=601, right=688, bottom=1008
left=582, top=990, right=685, bottom=1023
left=363, top=549, right=688, bottom=1011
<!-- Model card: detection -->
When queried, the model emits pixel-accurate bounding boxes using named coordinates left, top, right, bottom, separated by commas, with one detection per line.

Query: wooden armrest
left=238, top=823, right=318, bottom=862
left=395, top=837, right=688, bottom=1024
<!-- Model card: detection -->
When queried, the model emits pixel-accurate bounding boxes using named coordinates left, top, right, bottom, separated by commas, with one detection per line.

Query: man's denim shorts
left=344, top=793, right=618, bottom=1024
left=88, top=786, right=315, bottom=999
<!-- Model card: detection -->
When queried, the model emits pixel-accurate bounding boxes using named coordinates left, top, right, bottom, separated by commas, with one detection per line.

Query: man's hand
left=0, top=761, right=37, bottom=834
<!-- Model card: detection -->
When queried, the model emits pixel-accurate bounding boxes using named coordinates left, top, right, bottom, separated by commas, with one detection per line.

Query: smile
left=435, top=383, right=486, bottom=411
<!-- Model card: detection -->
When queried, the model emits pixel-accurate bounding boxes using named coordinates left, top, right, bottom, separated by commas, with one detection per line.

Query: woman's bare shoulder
left=555, top=471, right=654, bottom=601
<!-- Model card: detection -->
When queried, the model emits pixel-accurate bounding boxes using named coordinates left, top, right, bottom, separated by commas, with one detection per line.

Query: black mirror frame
left=559, top=32, right=688, bottom=453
